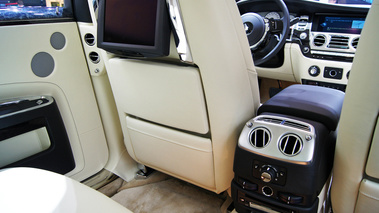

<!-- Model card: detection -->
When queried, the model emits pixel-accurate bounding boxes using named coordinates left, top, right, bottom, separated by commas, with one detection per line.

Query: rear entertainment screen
left=104, top=0, right=157, bottom=46
left=315, top=16, right=365, bottom=34
left=97, top=0, right=170, bottom=57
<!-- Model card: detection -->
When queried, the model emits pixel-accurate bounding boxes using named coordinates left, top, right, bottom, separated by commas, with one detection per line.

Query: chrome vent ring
left=313, top=35, right=326, bottom=47
left=249, top=127, right=271, bottom=148
left=89, top=52, right=100, bottom=64
left=279, top=134, right=303, bottom=156
left=84, top=33, right=96, bottom=46
left=351, top=37, right=359, bottom=49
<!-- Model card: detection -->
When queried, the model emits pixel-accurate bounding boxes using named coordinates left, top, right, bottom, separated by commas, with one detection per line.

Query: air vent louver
left=282, top=121, right=311, bottom=132
left=279, top=134, right=303, bottom=156
left=84, top=33, right=95, bottom=46
left=257, top=117, right=311, bottom=132
left=257, top=117, right=282, bottom=125
left=249, top=127, right=271, bottom=148
left=351, top=37, right=359, bottom=49
left=89, top=52, right=100, bottom=64
left=328, top=35, right=349, bottom=49
left=313, top=35, right=326, bottom=47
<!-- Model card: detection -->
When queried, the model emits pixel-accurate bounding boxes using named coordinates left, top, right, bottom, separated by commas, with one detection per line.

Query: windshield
left=313, top=0, right=372, bottom=5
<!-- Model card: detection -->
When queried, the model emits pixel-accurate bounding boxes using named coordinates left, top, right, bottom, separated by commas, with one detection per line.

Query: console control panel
left=324, top=67, right=343, bottom=80
left=302, top=79, right=346, bottom=92
left=253, top=160, right=286, bottom=186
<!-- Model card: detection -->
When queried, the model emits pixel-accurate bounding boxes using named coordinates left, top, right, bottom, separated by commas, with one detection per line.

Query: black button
left=278, top=192, right=303, bottom=205
left=238, top=178, right=258, bottom=191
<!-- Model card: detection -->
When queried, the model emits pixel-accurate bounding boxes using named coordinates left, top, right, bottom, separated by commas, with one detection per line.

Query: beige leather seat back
left=331, top=0, right=379, bottom=212
left=104, top=0, right=260, bottom=193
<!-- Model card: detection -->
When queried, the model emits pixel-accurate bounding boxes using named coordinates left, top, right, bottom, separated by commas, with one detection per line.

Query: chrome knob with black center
left=308, top=65, right=320, bottom=77
left=260, top=166, right=277, bottom=183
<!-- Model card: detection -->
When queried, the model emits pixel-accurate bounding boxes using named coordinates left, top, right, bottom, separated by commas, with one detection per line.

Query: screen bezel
left=312, top=13, right=366, bottom=34
left=97, top=0, right=171, bottom=58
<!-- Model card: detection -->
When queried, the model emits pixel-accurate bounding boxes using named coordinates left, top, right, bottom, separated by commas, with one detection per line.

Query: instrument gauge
left=265, top=12, right=280, bottom=19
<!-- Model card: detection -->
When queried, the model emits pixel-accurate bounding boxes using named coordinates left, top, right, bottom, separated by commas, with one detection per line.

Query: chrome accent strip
left=0, top=100, right=24, bottom=107
left=249, top=202, right=281, bottom=213
left=0, top=96, right=54, bottom=119
left=166, top=0, right=193, bottom=64
left=311, top=50, right=355, bottom=57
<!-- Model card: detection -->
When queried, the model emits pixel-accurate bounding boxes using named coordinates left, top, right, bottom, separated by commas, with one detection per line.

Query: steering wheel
left=237, top=0, right=290, bottom=66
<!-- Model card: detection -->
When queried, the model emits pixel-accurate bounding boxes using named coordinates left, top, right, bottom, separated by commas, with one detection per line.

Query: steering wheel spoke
left=268, top=19, right=284, bottom=33
left=238, top=0, right=290, bottom=66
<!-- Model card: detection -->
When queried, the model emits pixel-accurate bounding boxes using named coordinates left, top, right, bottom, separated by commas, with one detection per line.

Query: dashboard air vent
left=351, top=37, right=359, bottom=49
left=249, top=127, right=271, bottom=148
left=279, top=134, right=303, bottom=156
left=313, top=35, right=326, bottom=47
left=328, top=35, right=349, bottom=49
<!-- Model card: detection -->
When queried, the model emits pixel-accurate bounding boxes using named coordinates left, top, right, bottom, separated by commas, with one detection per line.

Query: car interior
left=0, top=0, right=378, bottom=212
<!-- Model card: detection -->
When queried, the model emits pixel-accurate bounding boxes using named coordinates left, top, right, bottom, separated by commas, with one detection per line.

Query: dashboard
left=238, top=0, right=370, bottom=92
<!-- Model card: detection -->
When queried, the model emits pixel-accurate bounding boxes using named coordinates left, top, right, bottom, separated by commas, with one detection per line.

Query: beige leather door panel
left=0, top=22, right=109, bottom=181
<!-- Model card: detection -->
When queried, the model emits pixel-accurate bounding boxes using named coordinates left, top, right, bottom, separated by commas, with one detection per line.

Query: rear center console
left=232, top=85, right=345, bottom=213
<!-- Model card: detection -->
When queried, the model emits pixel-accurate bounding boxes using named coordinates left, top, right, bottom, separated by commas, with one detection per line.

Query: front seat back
left=330, top=0, right=379, bottom=212
left=104, top=0, right=260, bottom=193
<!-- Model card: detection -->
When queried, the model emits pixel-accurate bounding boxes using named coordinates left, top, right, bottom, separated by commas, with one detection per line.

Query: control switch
left=324, top=67, right=343, bottom=80
left=260, top=166, right=277, bottom=183
left=279, top=192, right=303, bottom=205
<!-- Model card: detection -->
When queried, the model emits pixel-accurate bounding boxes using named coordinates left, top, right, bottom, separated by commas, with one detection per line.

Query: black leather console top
left=258, top=85, right=345, bottom=131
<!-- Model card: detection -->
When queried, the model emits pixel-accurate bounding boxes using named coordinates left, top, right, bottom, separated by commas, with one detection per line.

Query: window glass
left=0, top=0, right=72, bottom=22
left=93, top=0, right=99, bottom=20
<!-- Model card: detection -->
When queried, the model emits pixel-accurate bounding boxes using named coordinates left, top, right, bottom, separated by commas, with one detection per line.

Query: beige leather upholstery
left=105, top=0, right=260, bottom=193
left=330, top=0, right=379, bottom=212
left=0, top=22, right=109, bottom=181
left=0, top=168, right=130, bottom=213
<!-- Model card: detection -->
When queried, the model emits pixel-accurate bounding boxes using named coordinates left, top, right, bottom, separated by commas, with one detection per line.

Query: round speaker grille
left=31, top=52, right=55, bottom=77
left=50, top=32, right=66, bottom=50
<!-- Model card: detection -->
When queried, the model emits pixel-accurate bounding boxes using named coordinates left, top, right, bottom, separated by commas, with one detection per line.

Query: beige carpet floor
left=104, top=172, right=229, bottom=213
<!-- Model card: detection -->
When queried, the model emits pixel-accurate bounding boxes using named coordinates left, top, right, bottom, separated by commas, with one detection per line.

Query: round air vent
left=313, top=35, right=326, bottom=47
left=89, top=52, right=100, bottom=64
left=279, top=134, right=303, bottom=156
left=84, top=33, right=95, bottom=46
left=249, top=127, right=271, bottom=148
left=351, top=37, right=359, bottom=49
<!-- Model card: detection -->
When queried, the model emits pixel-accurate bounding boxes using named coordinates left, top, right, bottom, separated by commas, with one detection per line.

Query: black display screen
left=103, top=0, right=157, bottom=46
left=97, top=0, right=170, bottom=57
left=316, top=16, right=365, bottom=34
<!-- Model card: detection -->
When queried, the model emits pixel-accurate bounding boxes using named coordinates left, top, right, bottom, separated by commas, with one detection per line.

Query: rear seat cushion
left=0, top=167, right=131, bottom=213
